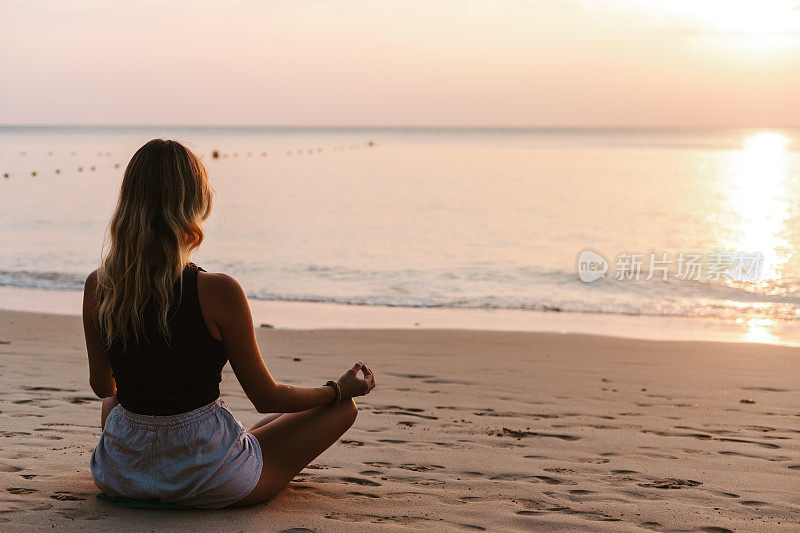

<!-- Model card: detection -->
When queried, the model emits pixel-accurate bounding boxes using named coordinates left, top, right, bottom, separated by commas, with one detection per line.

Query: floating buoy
left=55, top=169, right=61, bottom=174
left=317, top=147, right=323, bottom=153
left=368, top=141, right=374, bottom=147
left=78, top=167, right=83, bottom=172
left=90, top=166, right=96, bottom=171
left=31, top=171, right=37, bottom=177
left=114, top=163, right=120, bottom=169
left=261, top=151, right=267, bottom=157
left=3, top=173, right=8, bottom=179
left=212, top=150, right=219, bottom=159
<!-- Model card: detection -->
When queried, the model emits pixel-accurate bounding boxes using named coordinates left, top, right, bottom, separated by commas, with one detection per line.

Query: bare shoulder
left=85, top=269, right=98, bottom=288
left=196, top=270, right=249, bottom=321
left=84, top=269, right=100, bottom=304
left=196, top=270, right=251, bottom=342
left=196, top=270, right=245, bottom=300
left=82, top=269, right=101, bottom=329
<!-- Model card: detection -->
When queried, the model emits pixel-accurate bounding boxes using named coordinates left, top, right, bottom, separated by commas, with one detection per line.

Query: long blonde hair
left=97, top=139, right=213, bottom=352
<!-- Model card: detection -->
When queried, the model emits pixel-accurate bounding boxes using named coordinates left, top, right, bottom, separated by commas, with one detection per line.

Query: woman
left=82, top=138, right=375, bottom=509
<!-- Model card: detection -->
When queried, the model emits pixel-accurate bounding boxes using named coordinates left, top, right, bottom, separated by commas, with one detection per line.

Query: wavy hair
left=96, top=139, right=213, bottom=352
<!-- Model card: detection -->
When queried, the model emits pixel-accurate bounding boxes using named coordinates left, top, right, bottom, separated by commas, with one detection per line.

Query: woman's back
left=104, top=262, right=226, bottom=415
left=86, top=138, right=374, bottom=509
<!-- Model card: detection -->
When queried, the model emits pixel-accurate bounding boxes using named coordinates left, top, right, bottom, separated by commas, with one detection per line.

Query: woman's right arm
left=207, top=273, right=374, bottom=413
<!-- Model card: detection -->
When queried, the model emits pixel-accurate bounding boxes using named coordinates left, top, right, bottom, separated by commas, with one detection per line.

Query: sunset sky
left=2, top=0, right=800, bottom=126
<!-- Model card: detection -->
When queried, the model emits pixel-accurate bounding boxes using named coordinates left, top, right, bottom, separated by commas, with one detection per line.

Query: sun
left=653, top=0, right=800, bottom=35
left=633, top=0, right=800, bottom=49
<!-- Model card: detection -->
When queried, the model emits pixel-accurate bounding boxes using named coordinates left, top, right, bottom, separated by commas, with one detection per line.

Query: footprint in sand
left=637, top=479, right=701, bottom=489
left=339, top=476, right=381, bottom=486
left=391, top=411, right=438, bottom=420
left=6, top=488, right=37, bottom=494
left=50, top=491, right=87, bottom=501
left=347, top=491, right=379, bottom=498
left=22, top=386, right=76, bottom=392
left=533, top=475, right=568, bottom=485
left=67, top=396, right=99, bottom=404
left=339, top=439, right=366, bottom=447
left=639, top=521, right=662, bottom=530
left=398, top=464, right=444, bottom=472
left=459, top=525, right=486, bottom=531
left=713, top=491, right=740, bottom=498
left=502, top=428, right=580, bottom=441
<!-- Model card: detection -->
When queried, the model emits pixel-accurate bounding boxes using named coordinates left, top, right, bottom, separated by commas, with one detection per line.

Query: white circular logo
left=577, top=250, right=607, bottom=283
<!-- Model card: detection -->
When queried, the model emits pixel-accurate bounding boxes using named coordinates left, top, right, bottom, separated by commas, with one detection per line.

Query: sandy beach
left=0, top=309, right=798, bottom=531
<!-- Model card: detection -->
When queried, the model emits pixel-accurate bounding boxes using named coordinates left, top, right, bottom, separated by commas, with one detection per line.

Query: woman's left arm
left=83, top=270, right=116, bottom=398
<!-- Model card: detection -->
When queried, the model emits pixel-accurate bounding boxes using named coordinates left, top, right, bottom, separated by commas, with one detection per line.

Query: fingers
left=345, top=361, right=375, bottom=395
left=360, top=364, right=376, bottom=391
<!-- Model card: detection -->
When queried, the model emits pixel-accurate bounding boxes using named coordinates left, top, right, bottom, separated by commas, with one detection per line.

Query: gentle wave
left=3, top=268, right=798, bottom=322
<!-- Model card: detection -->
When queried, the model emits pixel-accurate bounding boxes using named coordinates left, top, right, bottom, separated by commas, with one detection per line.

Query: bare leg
left=249, top=413, right=283, bottom=431
left=231, top=398, right=358, bottom=507
left=101, top=395, right=119, bottom=428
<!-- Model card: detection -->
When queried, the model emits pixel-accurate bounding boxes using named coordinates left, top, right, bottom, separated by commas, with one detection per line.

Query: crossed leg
left=231, top=398, right=358, bottom=507
left=101, top=395, right=119, bottom=428
left=248, top=413, right=284, bottom=431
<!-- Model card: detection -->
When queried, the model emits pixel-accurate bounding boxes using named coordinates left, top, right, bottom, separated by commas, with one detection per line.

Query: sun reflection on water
left=724, top=131, right=791, bottom=283
left=737, top=317, right=779, bottom=344
left=723, top=131, right=792, bottom=342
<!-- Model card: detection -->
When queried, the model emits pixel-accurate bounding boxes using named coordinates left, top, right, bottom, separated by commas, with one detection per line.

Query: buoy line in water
left=1, top=140, right=377, bottom=180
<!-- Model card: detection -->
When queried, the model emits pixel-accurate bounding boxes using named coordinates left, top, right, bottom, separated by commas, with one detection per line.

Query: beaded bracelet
left=324, top=380, right=341, bottom=406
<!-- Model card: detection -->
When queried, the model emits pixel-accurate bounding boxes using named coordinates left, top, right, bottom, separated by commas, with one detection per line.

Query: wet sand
left=0, top=309, right=798, bottom=531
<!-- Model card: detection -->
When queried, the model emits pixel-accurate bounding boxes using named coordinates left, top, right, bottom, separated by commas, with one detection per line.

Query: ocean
left=1, top=126, right=799, bottom=342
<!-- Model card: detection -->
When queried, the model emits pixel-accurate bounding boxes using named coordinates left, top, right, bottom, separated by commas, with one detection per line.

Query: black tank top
left=104, top=262, right=227, bottom=415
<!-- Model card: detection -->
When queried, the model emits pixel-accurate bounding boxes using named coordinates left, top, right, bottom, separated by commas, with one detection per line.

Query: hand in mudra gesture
left=337, top=361, right=376, bottom=399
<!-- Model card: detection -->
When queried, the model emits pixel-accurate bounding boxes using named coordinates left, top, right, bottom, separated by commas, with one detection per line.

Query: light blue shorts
left=90, top=398, right=263, bottom=509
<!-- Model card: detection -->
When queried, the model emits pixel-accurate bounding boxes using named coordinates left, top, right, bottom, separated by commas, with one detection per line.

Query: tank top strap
left=179, top=262, right=201, bottom=306
left=182, top=262, right=209, bottom=318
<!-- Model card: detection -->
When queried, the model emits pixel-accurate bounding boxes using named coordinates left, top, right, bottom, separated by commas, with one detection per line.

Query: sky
left=2, top=0, right=800, bottom=127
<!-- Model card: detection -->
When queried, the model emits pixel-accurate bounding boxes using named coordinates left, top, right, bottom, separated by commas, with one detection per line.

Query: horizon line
left=1, top=123, right=799, bottom=130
